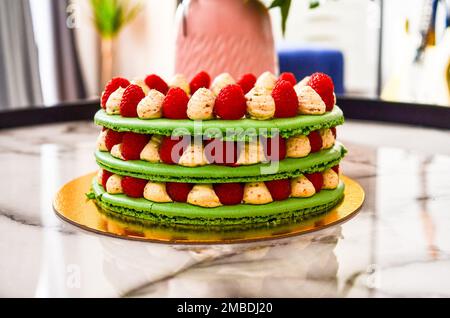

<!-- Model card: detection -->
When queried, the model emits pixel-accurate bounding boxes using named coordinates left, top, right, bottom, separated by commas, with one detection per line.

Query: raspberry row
left=100, top=71, right=336, bottom=121
left=97, top=165, right=340, bottom=208
left=97, top=127, right=337, bottom=166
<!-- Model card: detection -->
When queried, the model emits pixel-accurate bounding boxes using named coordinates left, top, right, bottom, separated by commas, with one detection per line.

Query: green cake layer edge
left=91, top=178, right=345, bottom=226
left=94, top=106, right=344, bottom=140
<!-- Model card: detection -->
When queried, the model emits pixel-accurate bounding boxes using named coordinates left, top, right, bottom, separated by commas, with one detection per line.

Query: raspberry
left=166, top=182, right=193, bottom=202
left=305, top=173, right=324, bottom=192
left=121, top=176, right=147, bottom=198
left=204, top=139, right=239, bottom=166
left=331, top=127, right=337, bottom=139
left=121, top=132, right=150, bottom=160
left=214, top=84, right=247, bottom=120
left=159, top=136, right=190, bottom=164
left=272, top=80, right=298, bottom=118
left=331, top=165, right=339, bottom=174
left=104, top=129, right=124, bottom=151
left=278, top=72, right=297, bottom=86
left=262, top=135, right=286, bottom=161
left=265, top=179, right=291, bottom=201
left=189, top=71, right=211, bottom=94
left=308, top=131, right=322, bottom=153
left=144, top=74, right=169, bottom=94
left=308, top=72, right=335, bottom=111
left=120, top=84, right=145, bottom=117
left=213, top=183, right=244, bottom=205
left=162, top=87, right=189, bottom=119
left=101, top=77, right=130, bottom=109
left=237, top=73, right=257, bottom=94
left=101, top=170, right=113, bottom=189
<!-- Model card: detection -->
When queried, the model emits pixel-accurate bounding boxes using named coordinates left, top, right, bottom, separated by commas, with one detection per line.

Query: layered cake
left=91, top=71, right=346, bottom=226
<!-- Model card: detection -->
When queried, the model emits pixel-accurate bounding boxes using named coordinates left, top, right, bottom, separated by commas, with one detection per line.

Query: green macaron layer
left=94, top=106, right=344, bottom=140
left=95, top=142, right=346, bottom=183
left=92, top=178, right=345, bottom=226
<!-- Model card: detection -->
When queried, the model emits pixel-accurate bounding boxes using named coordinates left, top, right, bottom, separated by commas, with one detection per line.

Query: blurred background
left=0, top=0, right=449, bottom=111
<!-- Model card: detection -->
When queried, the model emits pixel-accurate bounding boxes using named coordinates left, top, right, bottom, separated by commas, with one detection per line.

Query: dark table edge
left=1, top=97, right=449, bottom=130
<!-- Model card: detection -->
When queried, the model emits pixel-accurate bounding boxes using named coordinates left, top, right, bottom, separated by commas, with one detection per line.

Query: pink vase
left=174, top=0, right=278, bottom=80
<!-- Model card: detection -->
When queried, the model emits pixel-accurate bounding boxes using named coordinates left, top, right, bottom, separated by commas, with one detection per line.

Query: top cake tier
left=99, top=71, right=338, bottom=125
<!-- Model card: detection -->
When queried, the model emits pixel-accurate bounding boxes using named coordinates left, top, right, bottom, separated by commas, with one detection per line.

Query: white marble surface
left=1, top=119, right=450, bottom=297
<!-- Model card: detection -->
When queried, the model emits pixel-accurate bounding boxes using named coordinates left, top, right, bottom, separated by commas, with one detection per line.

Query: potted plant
left=174, top=0, right=320, bottom=79
left=90, top=0, right=142, bottom=87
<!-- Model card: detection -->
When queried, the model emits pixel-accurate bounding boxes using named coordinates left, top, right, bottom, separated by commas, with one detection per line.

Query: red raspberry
left=308, top=72, right=335, bottom=111
left=121, top=132, right=150, bottom=160
left=308, top=131, right=323, bottom=153
left=213, top=183, right=244, bottom=205
left=120, top=84, right=145, bottom=117
left=214, top=84, right=247, bottom=120
left=278, top=72, right=297, bottom=86
left=331, top=165, right=339, bottom=174
left=159, top=136, right=190, bottom=164
left=272, top=80, right=298, bottom=118
left=305, top=173, right=324, bottom=192
left=101, top=77, right=130, bottom=109
left=104, top=129, right=124, bottom=151
left=121, top=176, right=147, bottom=198
left=189, top=71, right=211, bottom=94
left=331, top=127, right=337, bottom=139
left=204, top=139, right=239, bottom=166
left=262, top=135, right=286, bottom=161
left=237, top=73, right=257, bottom=94
left=166, top=182, right=194, bottom=202
left=162, top=87, right=189, bottom=119
left=265, top=179, right=291, bottom=201
left=101, top=170, right=113, bottom=189
left=144, top=74, right=169, bottom=94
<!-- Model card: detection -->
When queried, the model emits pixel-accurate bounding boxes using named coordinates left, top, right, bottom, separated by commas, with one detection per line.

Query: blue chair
left=278, top=46, right=345, bottom=95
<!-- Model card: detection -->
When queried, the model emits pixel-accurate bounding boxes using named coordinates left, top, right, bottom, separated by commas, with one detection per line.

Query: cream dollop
left=106, top=87, right=125, bottom=115
left=131, top=79, right=150, bottom=95
left=296, top=76, right=310, bottom=88
left=236, top=141, right=266, bottom=165
left=140, top=135, right=162, bottom=163
left=97, top=169, right=104, bottom=185
left=320, top=128, right=335, bottom=149
left=245, top=87, right=275, bottom=120
left=110, top=144, right=125, bottom=160
left=178, top=143, right=208, bottom=167
left=96, top=130, right=108, bottom=152
left=295, top=85, right=326, bottom=115
left=211, top=73, right=235, bottom=95
left=290, top=176, right=316, bottom=198
left=187, top=184, right=222, bottom=208
left=106, top=174, right=123, bottom=194
left=243, top=182, right=273, bottom=204
left=137, top=89, right=165, bottom=119
left=286, top=135, right=311, bottom=158
left=187, top=87, right=215, bottom=120
left=169, top=74, right=190, bottom=95
left=255, top=71, right=277, bottom=91
left=144, top=182, right=172, bottom=203
left=322, top=169, right=339, bottom=189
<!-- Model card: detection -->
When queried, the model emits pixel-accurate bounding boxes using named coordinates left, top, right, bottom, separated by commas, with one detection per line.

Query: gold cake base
left=53, top=172, right=365, bottom=244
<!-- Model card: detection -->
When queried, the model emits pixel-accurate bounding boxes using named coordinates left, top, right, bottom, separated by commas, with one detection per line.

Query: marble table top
left=1, top=119, right=450, bottom=297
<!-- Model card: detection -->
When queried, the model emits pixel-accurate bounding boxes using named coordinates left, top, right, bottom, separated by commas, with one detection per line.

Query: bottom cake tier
left=91, top=178, right=344, bottom=226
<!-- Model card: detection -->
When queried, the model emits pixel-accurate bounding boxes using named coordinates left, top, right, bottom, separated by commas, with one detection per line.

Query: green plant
left=256, top=0, right=322, bottom=35
left=90, top=0, right=142, bottom=39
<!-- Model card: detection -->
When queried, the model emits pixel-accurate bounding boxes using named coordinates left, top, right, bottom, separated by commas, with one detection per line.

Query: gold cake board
left=53, top=173, right=365, bottom=244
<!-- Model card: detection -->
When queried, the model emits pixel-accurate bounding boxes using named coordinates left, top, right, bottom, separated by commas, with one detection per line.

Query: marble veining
left=1, top=119, right=450, bottom=297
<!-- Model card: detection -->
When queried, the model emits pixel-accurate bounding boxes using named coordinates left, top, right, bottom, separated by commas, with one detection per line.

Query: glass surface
left=0, top=0, right=448, bottom=112
left=1, top=119, right=449, bottom=297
